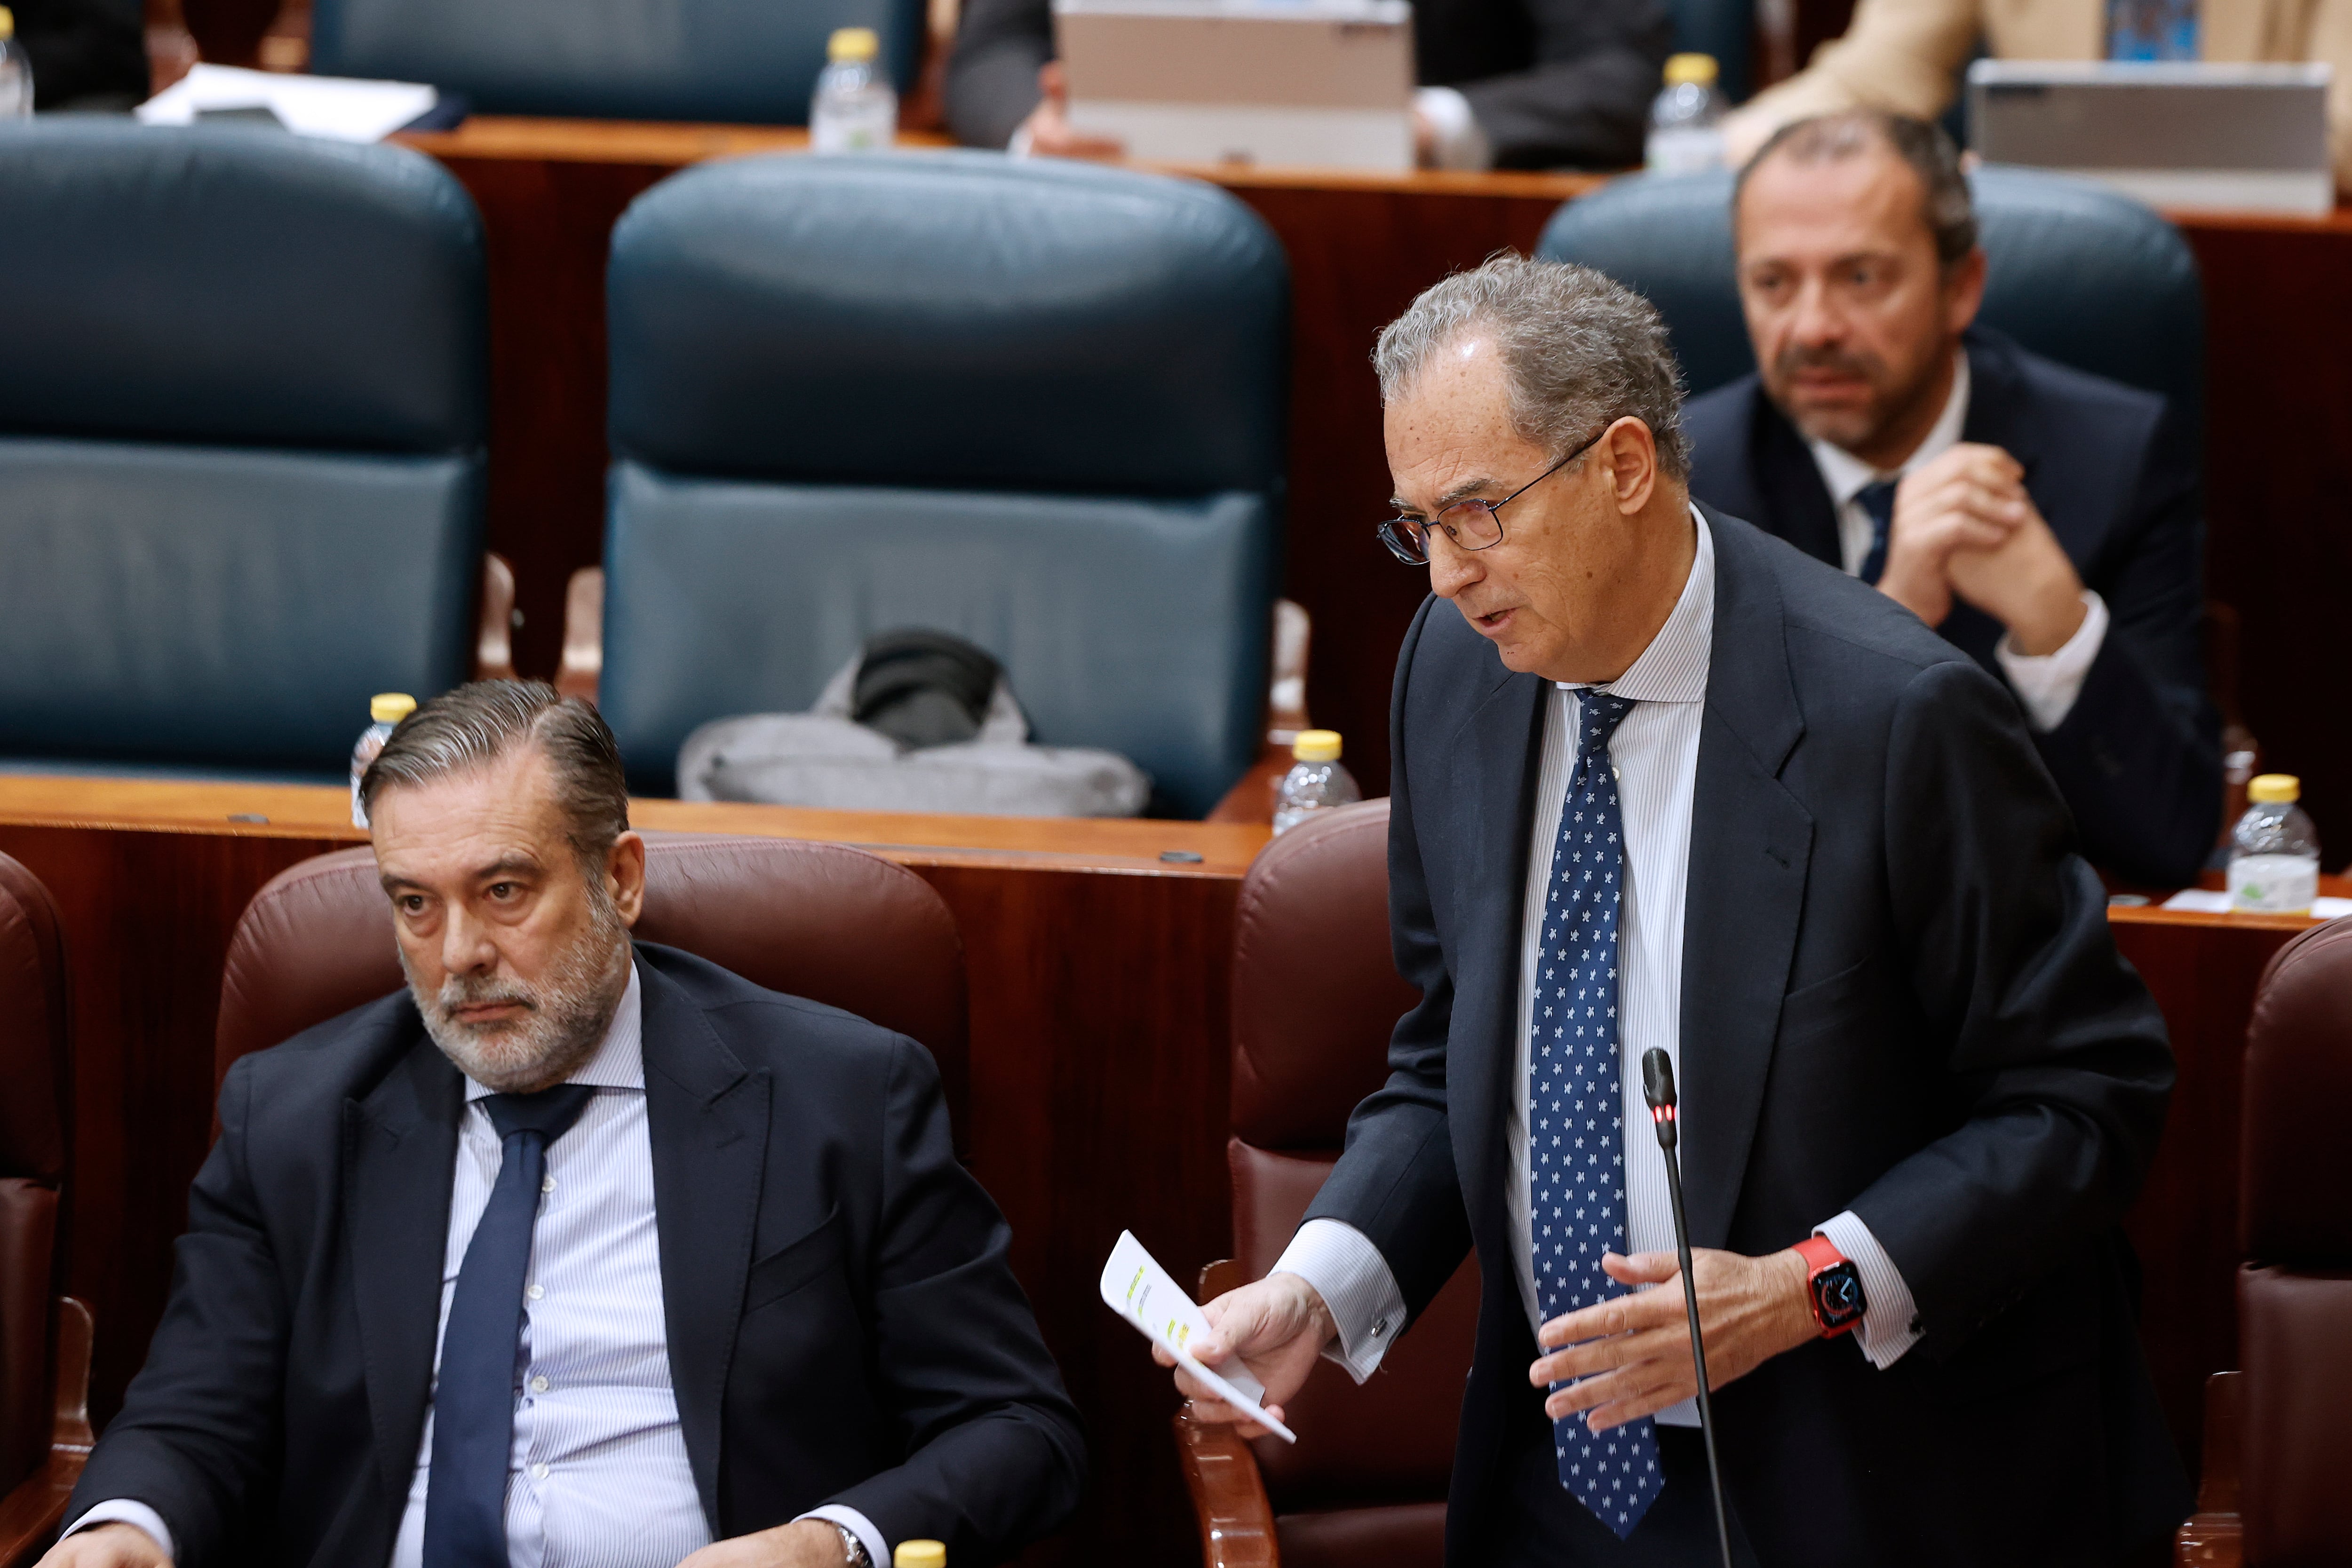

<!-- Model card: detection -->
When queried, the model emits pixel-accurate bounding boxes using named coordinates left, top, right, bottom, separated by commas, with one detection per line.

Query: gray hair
left=1372, top=254, right=1691, bottom=482
left=360, top=680, right=630, bottom=869
left=1737, top=110, right=1978, bottom=267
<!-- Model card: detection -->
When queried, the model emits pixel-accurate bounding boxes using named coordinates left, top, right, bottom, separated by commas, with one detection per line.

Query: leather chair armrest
left=555, top=567, right=604, bottom=703
left=0, top=1297, right=95, bottom=1568
left=1175, top=1259, right=1278, bottom=1566
left=2176, top=1370, right=2242, bottom=1568
left=475, top=553, right=518, bottom=681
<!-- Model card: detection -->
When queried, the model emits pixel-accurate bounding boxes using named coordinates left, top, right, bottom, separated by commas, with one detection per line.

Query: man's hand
left=675, top=1519, right=851, bottom=1568
left=1529, top=1248, right=1816, bottom=1431
left=35, top=1524, right=172, bottom=1568
left=1875, top=443, right=2035, bottom=627
left=1153, top=1270, right=1336, bottom=1438
left=1943, top=500, right=2087, bottom=656
left=1013, top=62, right=1126, bottom=159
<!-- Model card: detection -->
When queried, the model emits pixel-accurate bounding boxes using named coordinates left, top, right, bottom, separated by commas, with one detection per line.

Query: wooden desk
left=0, top=774, right=1266, bottom=1568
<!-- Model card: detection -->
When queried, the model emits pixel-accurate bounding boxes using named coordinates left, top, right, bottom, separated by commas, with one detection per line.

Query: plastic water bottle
left=350, top=692, right=417, bottom=828
left=0, top=8, right=33, bottom=119
left=1272, top=729, right=1362, bottom=836
left=2226, top=773, right=2320, bottom=914
left=810, top=27, right=896, bottom=153
left=1645, top=54, right=1728, bottom=174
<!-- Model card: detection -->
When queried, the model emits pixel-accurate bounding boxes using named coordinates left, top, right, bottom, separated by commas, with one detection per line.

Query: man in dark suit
left=1166, top=256, right=2188, bottom=1564
left=44, top=682, right=1083, bottom=1568
left=946, top=0, right=1670, bottom=169
left=1684, top=110, right=2220, bottom=887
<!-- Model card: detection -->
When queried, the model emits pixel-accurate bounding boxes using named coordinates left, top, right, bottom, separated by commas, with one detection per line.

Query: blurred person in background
left=1721, top=0, right=2352, bottom=193
left=1685, top=110, right=2219, bottom=887
left=946, top=0, right=1672, bottom=169
left=15, top=0, right=144, bottom=110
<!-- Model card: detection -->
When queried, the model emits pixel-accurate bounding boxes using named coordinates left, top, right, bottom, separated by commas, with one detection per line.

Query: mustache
left=434, top=972, right=540, bottom=1022
left=1772, top=344, right=1884, bottom=382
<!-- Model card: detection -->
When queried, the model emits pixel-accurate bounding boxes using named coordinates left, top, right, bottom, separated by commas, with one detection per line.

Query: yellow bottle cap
left=829, top=26, right=880, bottom=62
left=0, top=8, right=16, bottom=40
left=1293, top=729, right=1342, bottom=763
left=2248, top=773, right=2301, bottom=804
left=370, top=692, right=418, bottom=725
left=1663, top=52, right=1718, bottom=86
left=893, top=1544, right=946, bottom=1568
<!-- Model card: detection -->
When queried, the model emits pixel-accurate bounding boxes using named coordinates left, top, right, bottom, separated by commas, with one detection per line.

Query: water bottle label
left=2227, top=852, right=2319, bottom=913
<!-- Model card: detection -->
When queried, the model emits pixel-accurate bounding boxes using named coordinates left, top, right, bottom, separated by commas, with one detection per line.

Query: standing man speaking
left=1166, top=258, right=2189, bottom=1564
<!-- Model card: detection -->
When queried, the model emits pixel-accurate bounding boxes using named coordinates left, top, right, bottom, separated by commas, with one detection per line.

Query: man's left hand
left=675, top=1520, right=851, bottom=1568
left=1943, top=499, right=2087, bottom=656
left=1529, top=1248, right=1817, bottom=1431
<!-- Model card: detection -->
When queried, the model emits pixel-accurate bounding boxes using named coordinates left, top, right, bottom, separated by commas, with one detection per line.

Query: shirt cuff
left=797, top=1504, right=887, bottom=1568
left=1412, top=86, right=1492, bottom=171
left=64, top=1500, right=175, bottom=1561
left=1994, top=591, right=2108, bottom=732
left=1815, top=1211, right=1924, bottom=1369
left=1273, top=1218, right=1408, bottom=1383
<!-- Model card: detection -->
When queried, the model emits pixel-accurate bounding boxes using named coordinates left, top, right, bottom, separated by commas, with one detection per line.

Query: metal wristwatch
left=832, top=1522, right=873, bottom=1568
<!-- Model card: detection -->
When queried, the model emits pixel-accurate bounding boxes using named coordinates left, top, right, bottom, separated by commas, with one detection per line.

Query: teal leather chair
left=593, top=152, right=1290, bottom=816
left=0, top=122, right=489, bottom=782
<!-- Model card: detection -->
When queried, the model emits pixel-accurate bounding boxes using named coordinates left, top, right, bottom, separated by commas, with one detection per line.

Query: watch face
left=1814, top=1262, right=1866, bottom=1325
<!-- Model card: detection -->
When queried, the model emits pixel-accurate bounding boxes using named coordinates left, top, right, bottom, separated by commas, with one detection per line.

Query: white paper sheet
left=1098, top=1229, right=1296, bottom=1443
left=136, top=64, right=438, bottom=143
left=2159, top=888, right=2352, bottom=919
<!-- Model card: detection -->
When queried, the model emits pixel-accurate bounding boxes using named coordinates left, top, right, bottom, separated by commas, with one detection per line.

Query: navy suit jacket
left=1683, top=328, right=2220, bottom=887
left=1304, top=508, right=2189, bottom=1565
left=67, top=943, right=1086, bottom=1568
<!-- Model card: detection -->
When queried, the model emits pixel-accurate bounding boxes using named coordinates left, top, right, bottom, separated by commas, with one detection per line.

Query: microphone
left=1641, top=1048, right=1734, bottom=1568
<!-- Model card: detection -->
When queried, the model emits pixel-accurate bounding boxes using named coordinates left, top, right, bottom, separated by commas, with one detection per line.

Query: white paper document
left=137, top=65, right=438, bottom=143
left=2160, top=888, right=2352, bottom=919
left=1098, top=1229, right=1297, bottom=1443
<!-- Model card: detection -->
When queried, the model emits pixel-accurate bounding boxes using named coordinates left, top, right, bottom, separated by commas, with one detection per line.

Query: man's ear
left=606, top=831, right=648, bottom=927
left=1600, top=416, right=1660, bottom=516
left=1944, top=246, right=1988, bottom=338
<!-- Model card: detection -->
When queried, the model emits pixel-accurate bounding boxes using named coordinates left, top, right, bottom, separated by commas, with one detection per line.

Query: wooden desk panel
left=0, top=776, right=1263, bottom=1568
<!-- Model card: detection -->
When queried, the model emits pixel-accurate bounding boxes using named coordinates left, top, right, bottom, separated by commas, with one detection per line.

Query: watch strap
left=833, top=1522, right=872, bottom=1568
left=1795, top=1233, right=1865, bottom=1339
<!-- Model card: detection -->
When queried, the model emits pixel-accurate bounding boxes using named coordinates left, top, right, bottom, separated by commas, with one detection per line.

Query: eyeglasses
left=1375, top=426, right=1607, bottom=566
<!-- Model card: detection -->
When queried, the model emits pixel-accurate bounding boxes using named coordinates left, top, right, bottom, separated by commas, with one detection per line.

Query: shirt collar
left=462, top=953, right=644, bottom=1103
left=1557, top=504, right=1714, bottom=705
left=1809, top=348, right=1971, bottom=507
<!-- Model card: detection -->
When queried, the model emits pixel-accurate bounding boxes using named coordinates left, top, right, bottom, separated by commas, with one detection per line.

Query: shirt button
left=530, top=1462, right=549, bottom=1481
left=526, top=1284, right=544, bottom=1301
left=541, top=1175, right=556, bottom=1194
left=530, top=1375, right=549, bottom=1393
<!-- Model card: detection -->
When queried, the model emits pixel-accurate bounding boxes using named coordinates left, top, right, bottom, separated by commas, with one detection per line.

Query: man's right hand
left=1875, top=442, right=2031, bottom=627
left=1013, top=62, right=1126, bottom=159
left=1152, top=1271, right=1336, bottom=1437
left=36, top=1524, right=172, bottom=1568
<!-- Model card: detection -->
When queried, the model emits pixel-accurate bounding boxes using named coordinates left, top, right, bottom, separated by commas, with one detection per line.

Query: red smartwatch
left=1795, top=1235, right=1867, bottom=1339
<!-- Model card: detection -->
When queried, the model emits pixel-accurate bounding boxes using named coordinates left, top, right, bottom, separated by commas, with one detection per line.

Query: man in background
left=946, top=0, right=1671, bottom=169
left=1720, top=0, right=2352, bottom=193
left=1685, top=111, right=2220, bottom=887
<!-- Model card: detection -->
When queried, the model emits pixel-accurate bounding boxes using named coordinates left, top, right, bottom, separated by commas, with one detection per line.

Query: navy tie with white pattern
left=1531, top=690, right=1661, bottom=1539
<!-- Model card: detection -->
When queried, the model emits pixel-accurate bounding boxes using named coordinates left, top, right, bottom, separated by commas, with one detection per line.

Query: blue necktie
left=422, top=1084, right=597, bottom=1568
left=2108, top=0, right=2198, bottom=59
left=1855, top=479, right=1897, bottom=586
left=1531, top=691, right=1661, bottom=1540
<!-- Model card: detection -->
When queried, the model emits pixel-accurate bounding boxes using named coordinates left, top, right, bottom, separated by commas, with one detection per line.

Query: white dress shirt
left=1807, top=351, right=2109, bottom=733
left=1276, top=508, right=1924, bottom=1416
left=71, top=961, right=885, bottom=1568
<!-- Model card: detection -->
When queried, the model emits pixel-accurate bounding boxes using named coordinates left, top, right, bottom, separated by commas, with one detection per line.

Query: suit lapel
left=345, top=1029, right=464, bottom=1510
left=1679, top=513, right=1815, bottom=1248
left=1749, top=387, right=1843, bottom=570
left=640, top=951, right=771, bottom=1535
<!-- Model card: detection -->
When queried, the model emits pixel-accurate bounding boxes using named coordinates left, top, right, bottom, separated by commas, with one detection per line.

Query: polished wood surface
left=2175, top=1372, right=2246, bottom=1567
left=0, top=776, right=1267, bottom=1567
left=0, top=1299, right=93, bottom=1568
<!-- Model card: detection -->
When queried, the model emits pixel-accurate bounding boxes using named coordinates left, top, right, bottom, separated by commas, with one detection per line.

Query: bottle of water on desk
left=810, top=27, right=896, bottom=153
left=350, top=692, right=417, bottom=828
left=1272, top=730, right=1361, bottom=836
left=1645, top=54, right=1727, bottom=174
left=0, top=9, right=34, bottom=119
left=2227, top=773, right=2320, bottom=913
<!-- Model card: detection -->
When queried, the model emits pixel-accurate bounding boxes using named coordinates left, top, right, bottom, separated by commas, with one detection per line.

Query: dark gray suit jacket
left=1305, top=507, right=2189, bottom=1565
left=68, top=944, right=1085, bottom=1567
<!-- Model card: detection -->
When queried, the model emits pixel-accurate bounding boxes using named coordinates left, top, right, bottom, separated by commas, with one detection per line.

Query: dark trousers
left=1492, top=1379, right=1763, bottom=1568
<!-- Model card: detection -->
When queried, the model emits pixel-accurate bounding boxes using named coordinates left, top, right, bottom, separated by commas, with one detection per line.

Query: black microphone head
left=1641, top=1048, right=1677, bottom=1111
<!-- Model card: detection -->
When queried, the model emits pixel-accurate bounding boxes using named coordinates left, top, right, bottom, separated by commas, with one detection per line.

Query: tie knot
left=1580, top=692, right=1636, bottom=750
left=1856, top=478, right=1898, bottom=529
left=482, top=1083, right=596, bottom=1147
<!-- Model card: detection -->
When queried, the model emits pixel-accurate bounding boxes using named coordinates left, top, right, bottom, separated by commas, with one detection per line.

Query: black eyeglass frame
left=1375, top=425, right=1609, bottom=566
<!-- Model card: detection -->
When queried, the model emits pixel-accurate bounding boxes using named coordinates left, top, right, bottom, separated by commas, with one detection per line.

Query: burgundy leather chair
left=1177, top=800, right=1478, bottom=1568
left=0, top=855, right=93, bottom=1568
left=2177, top=917, right=2352, bottom=1566
left=215, top=832, right=969, bottom=1142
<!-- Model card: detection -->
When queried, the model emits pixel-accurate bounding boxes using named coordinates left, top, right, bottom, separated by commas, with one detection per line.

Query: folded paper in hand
left=1098, top=1229, right=1297, bottom=1444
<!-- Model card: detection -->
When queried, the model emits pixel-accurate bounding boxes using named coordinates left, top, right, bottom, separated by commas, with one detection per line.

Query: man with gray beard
left=45, top=681, right=1084, bottom=1568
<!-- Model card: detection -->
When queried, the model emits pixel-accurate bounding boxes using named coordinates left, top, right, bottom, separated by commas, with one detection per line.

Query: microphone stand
left=1641, top=1048, right=1734, bottom=1568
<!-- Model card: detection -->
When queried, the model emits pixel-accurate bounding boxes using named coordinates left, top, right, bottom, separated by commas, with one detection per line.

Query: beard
left=404, top=881, right=631, bottom=1093
left=1768, top=341, right=1910, bottom=451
